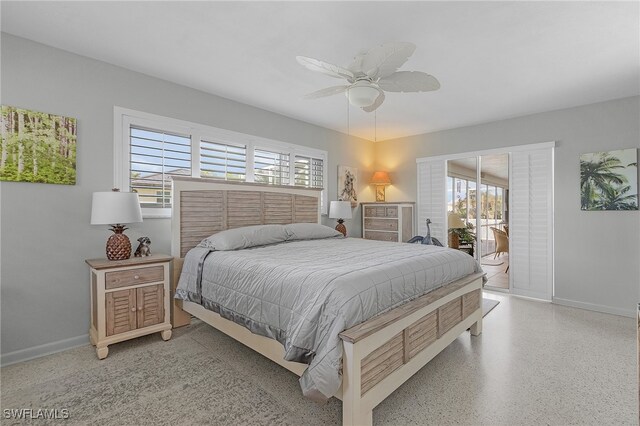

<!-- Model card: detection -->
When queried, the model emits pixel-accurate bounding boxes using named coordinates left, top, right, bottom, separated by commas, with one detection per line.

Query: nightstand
left=85, top=254, right=173, bottom=359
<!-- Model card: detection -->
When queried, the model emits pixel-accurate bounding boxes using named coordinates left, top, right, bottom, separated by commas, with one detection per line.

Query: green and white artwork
left=0, top=105, right=76, bottom=185
left=580, top=148, right=638, bottom=211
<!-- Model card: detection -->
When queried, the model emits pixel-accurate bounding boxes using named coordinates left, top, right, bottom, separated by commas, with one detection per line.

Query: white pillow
left=285, top=223, right=343, bottom=241
left=199, top=224, right=289, bottom=251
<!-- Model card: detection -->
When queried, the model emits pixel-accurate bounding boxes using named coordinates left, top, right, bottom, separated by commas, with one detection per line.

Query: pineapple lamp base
left=335, top=219, right=347, bottom=237
left=106, top=224, right=132, bottom=260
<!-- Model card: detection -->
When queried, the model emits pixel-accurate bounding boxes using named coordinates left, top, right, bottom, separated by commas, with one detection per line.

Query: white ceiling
left=2, top=1, right=638, bottom=141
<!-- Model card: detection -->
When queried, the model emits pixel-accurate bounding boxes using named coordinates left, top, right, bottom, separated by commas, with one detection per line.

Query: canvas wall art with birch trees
left=0, top=106, right=76, bottom=185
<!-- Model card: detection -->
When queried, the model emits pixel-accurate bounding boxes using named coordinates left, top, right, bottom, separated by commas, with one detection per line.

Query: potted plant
left=449, top=221, right=476, bottom=254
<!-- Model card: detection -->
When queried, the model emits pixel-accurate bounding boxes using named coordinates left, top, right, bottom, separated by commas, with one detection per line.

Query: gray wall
left=375, top=96, right=640, bottom=317
left=2, top=32, right=638, bottom=365
left=0, top=34, right=375, bottom=363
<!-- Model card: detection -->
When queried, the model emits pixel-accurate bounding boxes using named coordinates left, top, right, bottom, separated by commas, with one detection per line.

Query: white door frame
left=416, top=141, right=555, bottom=300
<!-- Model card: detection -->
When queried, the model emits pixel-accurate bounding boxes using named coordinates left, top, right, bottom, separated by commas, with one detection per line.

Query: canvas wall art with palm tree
left=580, top=148, right=638, bottom=211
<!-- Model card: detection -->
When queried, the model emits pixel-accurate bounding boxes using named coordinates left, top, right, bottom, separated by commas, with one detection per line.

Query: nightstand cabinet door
left=136, top=284, right=164, bottom=328
left=106, top=289, right=137, bottom=336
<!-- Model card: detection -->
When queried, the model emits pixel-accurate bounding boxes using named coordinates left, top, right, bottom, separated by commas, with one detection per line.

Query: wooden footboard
left=175, top=264, right=483, bottom=426
left=339, top=272, right=484, bottom=426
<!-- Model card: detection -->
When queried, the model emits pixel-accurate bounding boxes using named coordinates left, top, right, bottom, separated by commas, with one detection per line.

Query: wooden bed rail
left=339, top=274, right=484, bottom=426
left=339, top=272, right=485, bottom=343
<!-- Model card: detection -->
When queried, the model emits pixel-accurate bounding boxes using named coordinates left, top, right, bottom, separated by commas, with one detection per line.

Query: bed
left=170, top=176, right=484, bottom=426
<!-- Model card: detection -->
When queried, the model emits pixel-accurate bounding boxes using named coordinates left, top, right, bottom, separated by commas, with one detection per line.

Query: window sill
left=142, top=213, right=171, bottom=219
left=141, top=207, right=171, bottom=219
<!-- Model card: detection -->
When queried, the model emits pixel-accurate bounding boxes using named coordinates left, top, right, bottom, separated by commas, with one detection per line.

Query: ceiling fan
left=296, top=42, right=440, bottom=112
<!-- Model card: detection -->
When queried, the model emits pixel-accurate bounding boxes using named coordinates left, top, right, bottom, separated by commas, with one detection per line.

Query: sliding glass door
left=446, top=157, right=479, bottom=260
left=418, top=143, right=554, bottom=299
left=480, top=182, right=506, bottom=255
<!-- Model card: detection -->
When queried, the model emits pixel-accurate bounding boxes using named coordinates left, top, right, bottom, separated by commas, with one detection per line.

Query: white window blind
left=116, top=108, right=328, bottom=217
left=294, top=155, right=324, bottom=188
left=129, top=126, right=191, bottom=208
left=416, top=160, right=447, bottom=243
left=295, top=155, right=326, bottom=212
left=254, top=148, right=290, bottom=185
left=200, top=140, right=246, bottom=181
left=509, top=147, right=554, bottom=301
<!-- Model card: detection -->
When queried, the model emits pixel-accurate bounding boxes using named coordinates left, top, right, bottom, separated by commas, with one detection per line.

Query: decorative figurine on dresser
left=134, top=236, right=152, bottom=257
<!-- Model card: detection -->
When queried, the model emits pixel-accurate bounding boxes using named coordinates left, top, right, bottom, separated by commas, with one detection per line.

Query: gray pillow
left=199, top=224, right=289, bottom=251
left=285, top=223, right=343, bottom=241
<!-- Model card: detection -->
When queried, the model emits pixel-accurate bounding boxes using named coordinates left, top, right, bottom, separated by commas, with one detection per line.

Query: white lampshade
left=91, top=191, right=143, bottom=225
left=346, top=83, right=380, bottom=108
left=329, top=201, right=352, bottom=220
left=448, top=212, right=466, bottom=229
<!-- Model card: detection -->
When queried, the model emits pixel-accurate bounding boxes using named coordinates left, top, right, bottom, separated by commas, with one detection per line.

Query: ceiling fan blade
left=296, top=56, right=354, bottom=81
left=362, top=90, right=385, bottom=113
left=378, top=71, right=441, bottom=92
left=361, top=42, right=416, bottom=80
left=303, top=85, right=349, bottom=99
left=346, top=48, right=368, bottom=73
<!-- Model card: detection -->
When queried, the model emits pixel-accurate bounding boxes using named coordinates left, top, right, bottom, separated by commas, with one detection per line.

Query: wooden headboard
left=169, top=177, right=322, bottom=327
left=171, top=176, right=322, bottom=258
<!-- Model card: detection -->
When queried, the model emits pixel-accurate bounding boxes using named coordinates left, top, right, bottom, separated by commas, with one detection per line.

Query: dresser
left=85, top=254, right=173, bottom=359
left=361, top=202, right=415, bottom=242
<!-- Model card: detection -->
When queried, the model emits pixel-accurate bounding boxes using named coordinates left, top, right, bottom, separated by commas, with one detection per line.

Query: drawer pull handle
left=134, top=275, right=140, bottom=280
left=131, top=307, right=136, bottom=312
left=138, top=307, right=143, bottom=311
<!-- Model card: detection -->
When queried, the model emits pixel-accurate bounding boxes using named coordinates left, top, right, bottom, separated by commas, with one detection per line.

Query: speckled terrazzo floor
left=1, top=291, right=635, bottom=425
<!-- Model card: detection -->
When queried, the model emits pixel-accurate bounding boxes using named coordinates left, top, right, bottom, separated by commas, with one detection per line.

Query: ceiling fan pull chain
left=375, top=110, right=377, bottom=143
left=347, top=89, right=350, bottom=136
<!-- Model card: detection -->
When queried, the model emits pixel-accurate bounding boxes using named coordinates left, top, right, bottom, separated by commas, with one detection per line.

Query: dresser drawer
left=384, top=207, right=398, bottom=218
left=364, top=231, right=399, bottom=242
left=105, top=265, right=164, bottom=290
left=364, top=206, right=386, bottom=217
left=364, top=218, right=398, bottom=231
left=364, top=206, right=399, bottom=218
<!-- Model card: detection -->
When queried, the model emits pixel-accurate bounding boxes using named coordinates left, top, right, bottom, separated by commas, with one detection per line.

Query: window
left=200, top=140, right=247, bottom=181
left=114, top=107, right=328, bottom=217
left=294, top=155, right=324, bottom=189
left=254, top=148, right=290, bottom=185
left=129, top=126, right=191, bottom=209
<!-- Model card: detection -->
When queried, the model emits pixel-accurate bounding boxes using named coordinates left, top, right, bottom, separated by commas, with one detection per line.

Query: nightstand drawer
left=364, top=231, right=399, bottom=242
left=105, top=265, right=164, bottom=290
left=364, top=218, right=398, bottom=231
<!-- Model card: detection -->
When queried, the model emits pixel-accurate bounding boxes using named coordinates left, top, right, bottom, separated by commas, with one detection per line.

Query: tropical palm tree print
left=580, top=149, right=638, bottom=211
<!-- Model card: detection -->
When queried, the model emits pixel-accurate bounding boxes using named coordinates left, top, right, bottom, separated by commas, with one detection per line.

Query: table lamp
left=448, top=212, right=466, bottom=249
left=329, top=201, right=352, bottom=237
left=370, top=171, right=391, bottom=202
left=91, top=189, right=143, bottom=260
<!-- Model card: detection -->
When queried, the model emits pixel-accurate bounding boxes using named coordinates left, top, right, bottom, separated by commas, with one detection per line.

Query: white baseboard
left=553, top=297, right=634, bottom=318
left=0, top=298, right=633, bottom=367
left=1, top=334, right=89, bottom=367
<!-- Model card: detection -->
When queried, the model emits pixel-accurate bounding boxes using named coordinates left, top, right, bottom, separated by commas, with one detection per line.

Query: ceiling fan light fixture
left=346, top=83, right=379, bottom=108
left=299, top=42, right=440, bottom=112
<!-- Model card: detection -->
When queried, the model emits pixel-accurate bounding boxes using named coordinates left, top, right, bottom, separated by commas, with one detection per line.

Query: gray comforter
left=175, top=237, right=483, bottom=402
